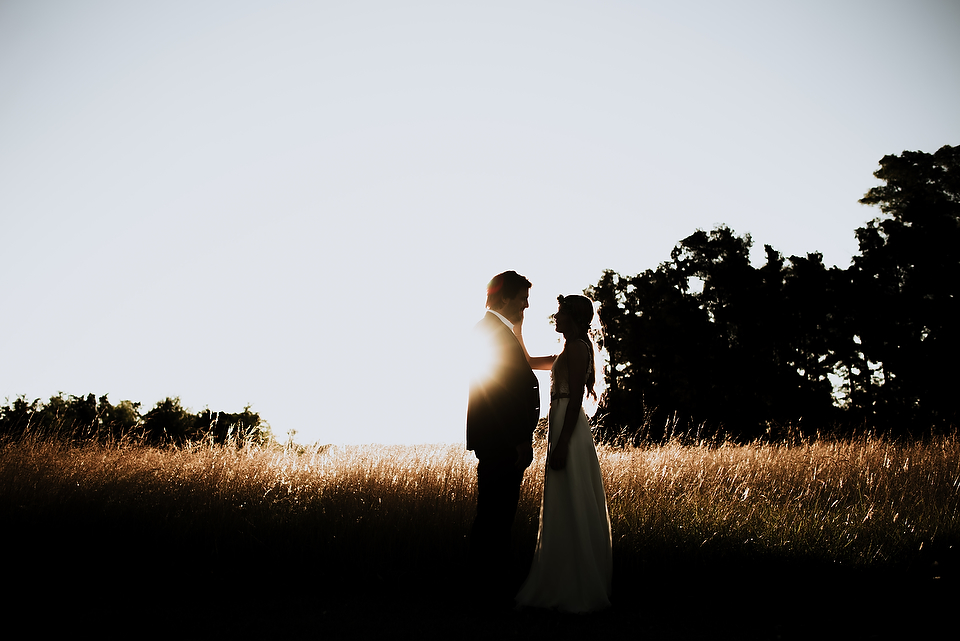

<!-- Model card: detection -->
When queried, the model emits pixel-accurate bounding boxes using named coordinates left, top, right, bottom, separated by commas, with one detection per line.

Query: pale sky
left=2, top=0, right=958, bottom=444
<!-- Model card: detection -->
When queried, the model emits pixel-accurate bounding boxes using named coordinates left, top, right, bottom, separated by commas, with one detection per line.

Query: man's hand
left=515, top=443, right=534, bottom=470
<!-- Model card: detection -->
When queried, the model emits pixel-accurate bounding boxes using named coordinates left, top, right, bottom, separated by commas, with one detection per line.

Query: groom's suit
left=466, top=311, right=540, bottom=570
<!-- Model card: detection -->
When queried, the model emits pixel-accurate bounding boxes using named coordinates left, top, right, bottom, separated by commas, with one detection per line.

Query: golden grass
left=2, top=431, right=957, bottom=573
left=595, top=435, right=960, bottom=568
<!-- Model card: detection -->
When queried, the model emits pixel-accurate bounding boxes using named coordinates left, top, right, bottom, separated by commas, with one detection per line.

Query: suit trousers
left=470, top=447, right=525, bottom=568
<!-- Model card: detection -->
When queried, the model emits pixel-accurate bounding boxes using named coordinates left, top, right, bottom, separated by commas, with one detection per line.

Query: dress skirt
left=515, top=398, right=612, bottom=613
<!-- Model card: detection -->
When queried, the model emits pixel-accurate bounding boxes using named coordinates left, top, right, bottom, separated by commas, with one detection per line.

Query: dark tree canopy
left=590, top=229, right=841, bottom=443
left=850, top=145, right=960, bottom=429
left=0, top=393, right=269, bottom=446
left=591, top=145, right=958, bottom=442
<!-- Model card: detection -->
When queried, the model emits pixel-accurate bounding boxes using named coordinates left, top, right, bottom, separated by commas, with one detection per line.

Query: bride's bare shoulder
left=563, top=339, right=590, bottom=360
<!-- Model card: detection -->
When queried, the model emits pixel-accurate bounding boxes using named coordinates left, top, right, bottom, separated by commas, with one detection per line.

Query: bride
left=515, top=294, right=612, bottom=613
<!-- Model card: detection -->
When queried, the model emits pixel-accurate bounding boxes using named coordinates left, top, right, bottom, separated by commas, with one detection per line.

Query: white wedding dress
left=515, top=343, right=612, bottom=612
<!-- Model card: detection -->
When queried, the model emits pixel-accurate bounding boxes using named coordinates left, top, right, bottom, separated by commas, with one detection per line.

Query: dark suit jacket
left=466, top=312, right=540, bottom=453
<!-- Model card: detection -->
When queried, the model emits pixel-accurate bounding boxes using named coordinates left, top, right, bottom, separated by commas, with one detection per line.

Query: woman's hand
left=513, top=314, right=556, bottom=370
left=548, top=441, right=569, bottom=470
left=512, top=313, right=524, bottom=339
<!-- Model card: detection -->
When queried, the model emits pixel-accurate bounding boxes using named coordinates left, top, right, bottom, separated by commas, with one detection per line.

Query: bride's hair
left=558, top=294, right=598, bottom=400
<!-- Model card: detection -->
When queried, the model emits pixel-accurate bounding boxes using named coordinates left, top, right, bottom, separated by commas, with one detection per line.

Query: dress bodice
left=550, top=339, right=594, bottom=400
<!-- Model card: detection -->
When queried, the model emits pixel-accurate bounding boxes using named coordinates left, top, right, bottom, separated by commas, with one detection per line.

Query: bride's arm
left=527, top=354, right=557, bottom=370
left=513, top=317, right=557, bottom=370
left=548, top=340, right=588, bottom=471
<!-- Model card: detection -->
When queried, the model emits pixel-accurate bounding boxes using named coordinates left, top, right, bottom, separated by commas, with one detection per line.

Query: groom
left=466, top=270, right=540, bottom=589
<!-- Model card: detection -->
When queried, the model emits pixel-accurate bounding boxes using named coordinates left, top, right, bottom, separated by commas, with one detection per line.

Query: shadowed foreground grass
left=2, top=431, right=958, bottom=638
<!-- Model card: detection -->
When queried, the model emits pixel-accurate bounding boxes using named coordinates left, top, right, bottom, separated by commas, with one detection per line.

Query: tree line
left=3, top=146, right=954, bottom=447
left=589, top=145, right=958, bottom=443
left=0, top=392, right=269, bottom=446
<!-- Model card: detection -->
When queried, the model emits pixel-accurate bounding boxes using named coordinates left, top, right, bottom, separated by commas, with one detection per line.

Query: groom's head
left=486, top=270, right=532, bottom=323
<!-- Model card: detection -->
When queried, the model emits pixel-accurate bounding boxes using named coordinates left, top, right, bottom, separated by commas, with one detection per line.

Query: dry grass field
left=3, top=430, right=957, bottom=638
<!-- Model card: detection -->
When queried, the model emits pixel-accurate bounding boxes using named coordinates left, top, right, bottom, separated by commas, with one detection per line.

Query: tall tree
left=590, top=226, right=839, bottom=442
left=589, top=265, right=714, bottom=441
left=850, top=145, right=959, bottom=428
left=591, top=146, right=956, bottom=440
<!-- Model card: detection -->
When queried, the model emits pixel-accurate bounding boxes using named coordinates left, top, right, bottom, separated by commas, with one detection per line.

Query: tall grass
left=596, top=435, right=960, bottom=572
left=2, top=430, right=958, bottom=584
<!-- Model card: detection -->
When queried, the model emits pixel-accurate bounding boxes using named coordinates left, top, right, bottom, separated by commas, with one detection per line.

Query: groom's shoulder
left=475, top=311, right=500, bottom=330
left=474, top=313, right=513, bottom=351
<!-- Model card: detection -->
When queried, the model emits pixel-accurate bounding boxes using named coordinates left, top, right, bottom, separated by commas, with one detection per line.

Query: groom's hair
left=486, top=270, right=531, bottom=309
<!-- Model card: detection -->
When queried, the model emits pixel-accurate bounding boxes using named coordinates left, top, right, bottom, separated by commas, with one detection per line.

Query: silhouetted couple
left=466, top=270, right=612, bottom=613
